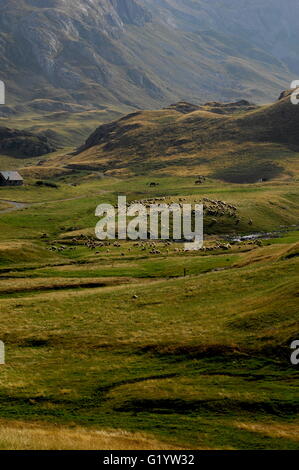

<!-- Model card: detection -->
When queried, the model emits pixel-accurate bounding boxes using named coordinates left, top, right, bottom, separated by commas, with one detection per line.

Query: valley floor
left=0, top=175, right=298, bottom=450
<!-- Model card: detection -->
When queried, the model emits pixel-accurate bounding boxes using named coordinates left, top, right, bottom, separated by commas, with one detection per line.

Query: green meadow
left=0, top=174, right=298, bottom=449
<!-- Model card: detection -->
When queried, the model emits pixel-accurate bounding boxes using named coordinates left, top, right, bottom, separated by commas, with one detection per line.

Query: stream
left=226, top=225, right=299, bottom=242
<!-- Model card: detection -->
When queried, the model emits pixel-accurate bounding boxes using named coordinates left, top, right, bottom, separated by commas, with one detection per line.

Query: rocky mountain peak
left=0, top=0, right=298, bottom=115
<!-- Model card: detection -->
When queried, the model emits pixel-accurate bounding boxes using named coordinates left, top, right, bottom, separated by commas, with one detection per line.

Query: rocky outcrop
left=0, top=127, right=56, bottom=157
left=201, top=100, right=257, bottom=115
left=166, top=100, right=257, bottom=115
left=166, top=102, right=201, bottom=114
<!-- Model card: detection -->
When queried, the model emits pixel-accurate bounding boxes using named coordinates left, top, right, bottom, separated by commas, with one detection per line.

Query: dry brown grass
left=0, top=202, right=11, bottom=211
left=235, top=421, right=299, bottom=443
left=0, top=241, right=60, bottom=264
left=0, top=419, right=180, bottom=450
left=0, top=276, right=134, bottom=295
left=233, top=242, right=299, bottom=267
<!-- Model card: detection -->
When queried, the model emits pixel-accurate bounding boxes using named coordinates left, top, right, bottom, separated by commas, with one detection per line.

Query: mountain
left=44, top=91, right=299, bottom=183
left=0, top=0, right=298, bottom=120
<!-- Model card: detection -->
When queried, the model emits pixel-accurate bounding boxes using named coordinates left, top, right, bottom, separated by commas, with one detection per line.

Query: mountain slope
left=46, top=92, right=299, bottom=182
left=0, top=127, right=55, bottom=157
left=0, top=0, right=298, bottom=119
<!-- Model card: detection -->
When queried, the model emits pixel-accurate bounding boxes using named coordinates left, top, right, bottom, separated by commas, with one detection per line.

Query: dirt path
left=0, top=199, right=29, bottom=214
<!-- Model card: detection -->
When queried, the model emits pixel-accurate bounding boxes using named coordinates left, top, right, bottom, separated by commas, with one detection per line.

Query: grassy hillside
left=0, top=173, right=298, bottom=449
left=38, top=94, right=299, bottom=183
